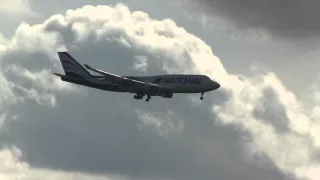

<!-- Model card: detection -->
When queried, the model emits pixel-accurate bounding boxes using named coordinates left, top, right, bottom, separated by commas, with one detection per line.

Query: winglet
left=84, top=64, right=92, bottom=70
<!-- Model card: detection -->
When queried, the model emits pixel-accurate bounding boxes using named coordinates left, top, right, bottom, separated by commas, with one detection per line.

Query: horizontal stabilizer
left=52, top=73, right=63, bottom=77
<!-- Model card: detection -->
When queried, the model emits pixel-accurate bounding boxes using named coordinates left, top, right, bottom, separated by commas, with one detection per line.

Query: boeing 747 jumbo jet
left=53, top=52, right=220, bottom=101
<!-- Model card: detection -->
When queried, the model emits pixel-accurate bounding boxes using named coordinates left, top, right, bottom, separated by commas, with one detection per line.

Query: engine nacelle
left=147, top=86, right=161, bottom=95
left=160, top=92, right=173, bottom=98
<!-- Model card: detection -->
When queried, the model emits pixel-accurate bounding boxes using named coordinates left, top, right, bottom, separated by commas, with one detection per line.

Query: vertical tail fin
left=57, top=52, right=92, bottom=78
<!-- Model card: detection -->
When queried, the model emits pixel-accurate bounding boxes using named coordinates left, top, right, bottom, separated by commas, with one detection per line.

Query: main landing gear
left=200, top=92, right=204, bottom=100
left=134, top=94, right=151, bottom=102
left=134, top=94, right=144, bottom=100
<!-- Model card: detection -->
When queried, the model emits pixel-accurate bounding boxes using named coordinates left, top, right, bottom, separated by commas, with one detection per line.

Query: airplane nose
left=211, top=80, right=220, bottom=90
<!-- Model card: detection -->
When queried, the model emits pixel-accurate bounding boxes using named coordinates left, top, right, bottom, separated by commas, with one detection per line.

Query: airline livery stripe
left=61, top=60, right=90, bottom=75
left=62, top=64, right=90, bottom=75
left=62, top=65, right=92, bottom=79
left=63, top=68, right=113, bottom=84
left=61, top=60, right=91, bottom=77
left=63, top=67, right=112, bottom=84
left=61, top=62, right=112, bottom=84
left=60, top=55, right=83, bottom=63
left=59, top=53, right=113, bottom=84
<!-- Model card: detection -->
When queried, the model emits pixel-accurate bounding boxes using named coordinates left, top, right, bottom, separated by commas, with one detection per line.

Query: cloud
left=0, top=3, right=319, bottom=180
left=188, top=0, right=320, bottom=38
left=0, top=0, right=37, bottom=17
left=135, top=109, right=184, bottom=136
left=0, top=33, right=6, bottom=42
left=213, top=72, right=320, bottom=179
left=133, top=56, right=148, bottom=73
left=0, top=147, right=126, bottom=180
left=0, top=33, right=7, bottom=52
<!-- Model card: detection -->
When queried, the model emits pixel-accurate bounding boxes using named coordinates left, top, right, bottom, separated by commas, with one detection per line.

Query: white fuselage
left=126, top=74, right=220, bottom=93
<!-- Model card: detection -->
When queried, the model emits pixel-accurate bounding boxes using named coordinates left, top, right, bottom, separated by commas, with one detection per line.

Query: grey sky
left=0, top=1, right=319, bottom=180
left=189, top=0, right=320, bottom=38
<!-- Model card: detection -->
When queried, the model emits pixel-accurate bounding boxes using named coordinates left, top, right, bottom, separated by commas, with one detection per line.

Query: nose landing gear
left=200, top=92, right=204, bottom=100
left=146, top=95, right=151, bottom=102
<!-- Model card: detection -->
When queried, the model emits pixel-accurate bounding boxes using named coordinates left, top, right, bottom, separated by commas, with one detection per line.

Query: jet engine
left=160, top=92, right=173, bottom=98
left=147, top=86, right=161, bottom=94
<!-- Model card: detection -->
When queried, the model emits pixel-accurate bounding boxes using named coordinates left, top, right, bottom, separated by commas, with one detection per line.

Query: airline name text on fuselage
left=153, top=77, right=202, bottom=84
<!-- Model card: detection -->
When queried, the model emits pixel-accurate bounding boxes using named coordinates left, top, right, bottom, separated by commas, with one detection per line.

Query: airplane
left=53, top=52, right=220, bottom=101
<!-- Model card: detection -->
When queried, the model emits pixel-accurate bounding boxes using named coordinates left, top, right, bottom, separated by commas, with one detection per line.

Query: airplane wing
left=84, top=64, right=170, bottom=92
left=84, top=64, right=123, bottom=81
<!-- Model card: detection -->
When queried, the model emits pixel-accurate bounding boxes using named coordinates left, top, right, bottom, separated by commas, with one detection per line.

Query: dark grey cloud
left=0, top=4, right=300, bottom=180
left=190, top=0, right=320, bottom=38
left=253, top=87, right=290, bottom=132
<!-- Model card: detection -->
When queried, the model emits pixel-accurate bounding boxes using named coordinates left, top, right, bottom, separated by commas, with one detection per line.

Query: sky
left=0, top=0, right=320, bottom=180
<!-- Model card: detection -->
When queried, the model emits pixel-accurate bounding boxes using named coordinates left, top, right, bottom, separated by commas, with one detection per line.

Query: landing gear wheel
left=146, top=95, right=151, bottom=102
left=134, top=93, right=145, bottom=100
left=200, top=92, right=204, bottom=100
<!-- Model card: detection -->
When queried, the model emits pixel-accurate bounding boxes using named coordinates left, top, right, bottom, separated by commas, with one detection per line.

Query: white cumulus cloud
left=0, top=3, right=319, bottom=180
left=0, top=147, right=126, bottom=180
left=0, top=0, right=37, bottom=17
